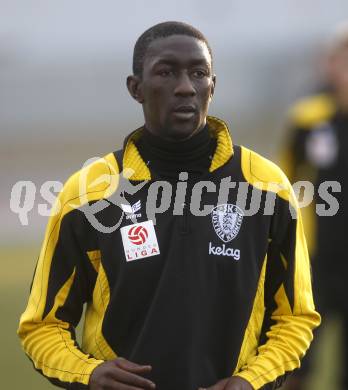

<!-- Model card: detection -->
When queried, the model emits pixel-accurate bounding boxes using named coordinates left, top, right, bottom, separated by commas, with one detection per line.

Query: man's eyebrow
left=152, top=58, right=177, bottom=66
left=152, top=57, right=211, bottom=67
left=189, top=58, right=211, bottom=66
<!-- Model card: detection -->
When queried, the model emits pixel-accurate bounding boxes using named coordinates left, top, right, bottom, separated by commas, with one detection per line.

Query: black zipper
left=181, top=179, right=195, bottom=235
left=181, top=201, right=189, bottom=234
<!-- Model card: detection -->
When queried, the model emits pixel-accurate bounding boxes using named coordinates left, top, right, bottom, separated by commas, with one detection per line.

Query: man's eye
left=158, top=70, right=173, bottom=77
left=192, top=70, right=207, bottom=78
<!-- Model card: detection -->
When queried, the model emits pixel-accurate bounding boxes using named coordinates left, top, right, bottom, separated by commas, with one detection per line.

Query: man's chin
left=164, top=119, right=204, bottom=142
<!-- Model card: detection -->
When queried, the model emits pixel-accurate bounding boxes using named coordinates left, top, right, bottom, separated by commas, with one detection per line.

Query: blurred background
left=1, top=1, right=347, bottom=388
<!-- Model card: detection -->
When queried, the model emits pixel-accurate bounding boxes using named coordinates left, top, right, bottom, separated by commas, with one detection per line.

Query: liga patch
left=120, top=220, right=160, bottom=261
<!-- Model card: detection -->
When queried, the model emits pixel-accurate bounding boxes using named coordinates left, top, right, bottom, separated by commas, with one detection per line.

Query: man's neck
left=143, top=121, right=207, bottom=143
left=135, top=124, right=216, bottom=179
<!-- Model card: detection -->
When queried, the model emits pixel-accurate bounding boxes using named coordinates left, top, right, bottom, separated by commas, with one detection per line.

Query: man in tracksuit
left=18, top=21, right=320, bottom=390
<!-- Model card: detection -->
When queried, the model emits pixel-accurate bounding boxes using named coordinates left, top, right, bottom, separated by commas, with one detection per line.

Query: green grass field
left=1, top=246, right=55, bottom=389
left=1, top=245, right=341, bottom=389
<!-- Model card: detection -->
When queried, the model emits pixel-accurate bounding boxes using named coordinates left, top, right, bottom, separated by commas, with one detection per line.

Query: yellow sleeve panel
left=82, top=255, right=117, bottom=360
left=18, top=153, right=119, bottom=385
left=288, top=93, right=335, bottom=129
left=235, top=147, right=321, bottom=389
left=298, top=202, right=316, bottom=257
left=19, top=269, right=103, bottom=385
left=233, top=256, right=267, bottom=377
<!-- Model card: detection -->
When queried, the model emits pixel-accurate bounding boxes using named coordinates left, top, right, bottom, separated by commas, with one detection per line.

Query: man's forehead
left=145, top=35, right=211, bottom=64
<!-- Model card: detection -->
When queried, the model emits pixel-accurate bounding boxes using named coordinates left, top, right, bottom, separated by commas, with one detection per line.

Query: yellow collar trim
left=122, top=116, right=234, bottom=180
left=123, top=128, right=152, bottom=181
left=207, top=116, right=234, bottom=172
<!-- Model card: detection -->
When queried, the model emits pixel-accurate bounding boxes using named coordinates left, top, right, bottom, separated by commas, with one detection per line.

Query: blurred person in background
left=281, top=21, right=348, bottom=390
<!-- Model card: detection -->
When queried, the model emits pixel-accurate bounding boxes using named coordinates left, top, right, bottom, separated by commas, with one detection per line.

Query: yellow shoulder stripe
left=241, top=146, right=297, bottom=208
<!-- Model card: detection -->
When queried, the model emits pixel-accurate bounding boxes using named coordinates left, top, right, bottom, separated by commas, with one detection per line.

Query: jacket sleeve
left=235, top=184, right=321, bottom=389
left=17, top=174, right=104, bottom=389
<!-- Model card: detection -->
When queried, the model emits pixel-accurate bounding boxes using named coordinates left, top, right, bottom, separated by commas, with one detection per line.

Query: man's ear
left=126, top=75, right=144, bottom=103
left=210, top=74, right=216, bottom=100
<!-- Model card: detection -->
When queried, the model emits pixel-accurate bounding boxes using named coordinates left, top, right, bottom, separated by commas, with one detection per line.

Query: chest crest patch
left=211, top=204, right=244, bottom=242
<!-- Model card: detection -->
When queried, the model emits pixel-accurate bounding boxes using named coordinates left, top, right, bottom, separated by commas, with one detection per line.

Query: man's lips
left=172, top=105, right=197, bottom=120
left=173, top=105, right=196, bottom=113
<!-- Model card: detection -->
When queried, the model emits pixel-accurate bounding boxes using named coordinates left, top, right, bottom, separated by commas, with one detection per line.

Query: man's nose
left=174, top=73, right=196, bottom=96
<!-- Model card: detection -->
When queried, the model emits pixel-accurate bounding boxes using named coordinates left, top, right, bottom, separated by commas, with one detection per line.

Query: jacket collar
left=122, top=116, right=234, bottom=181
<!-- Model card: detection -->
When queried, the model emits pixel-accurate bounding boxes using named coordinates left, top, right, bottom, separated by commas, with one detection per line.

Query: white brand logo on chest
left=121, top=200, right=142, bottom=220
left=208, top=242, right=240, bottom=260
left=120, top=220, right=160, bottom=261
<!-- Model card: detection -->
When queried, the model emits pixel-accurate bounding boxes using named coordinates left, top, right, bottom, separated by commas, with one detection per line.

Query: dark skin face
left=127, top=35, right=216, bottom=141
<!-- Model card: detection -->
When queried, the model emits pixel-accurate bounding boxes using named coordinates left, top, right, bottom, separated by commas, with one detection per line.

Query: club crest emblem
left=211, top=204, right=244, bottom=242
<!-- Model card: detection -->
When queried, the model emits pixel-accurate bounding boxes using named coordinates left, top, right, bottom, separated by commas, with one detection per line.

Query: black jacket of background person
left=281, top=94, right=348, bottom=312
left=18, top=116, right=320, bottom=390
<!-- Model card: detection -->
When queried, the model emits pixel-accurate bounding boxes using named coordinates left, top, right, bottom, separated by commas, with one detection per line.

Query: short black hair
left=132, top=21, right=213, bottom=77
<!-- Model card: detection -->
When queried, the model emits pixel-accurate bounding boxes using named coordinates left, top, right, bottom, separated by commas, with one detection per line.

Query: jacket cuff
left=234, top=371, right=258, bottom=389
left=76, top=359, right=104, bottom=387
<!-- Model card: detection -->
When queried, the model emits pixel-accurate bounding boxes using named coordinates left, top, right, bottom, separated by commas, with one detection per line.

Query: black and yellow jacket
left=18, top=116, right=320, bottom=390
left=281, top=94, right=348, bottom=311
